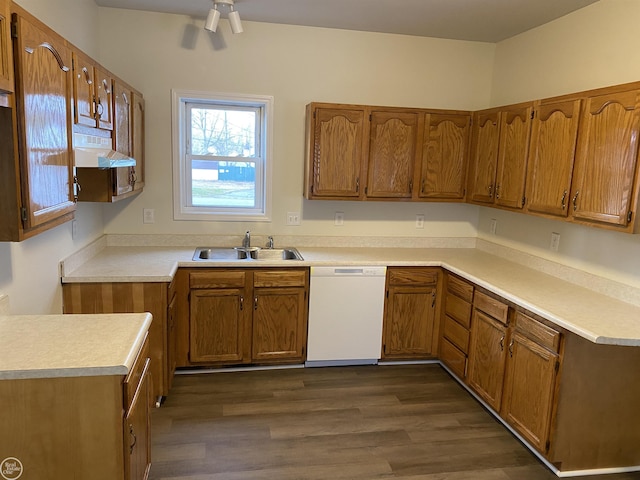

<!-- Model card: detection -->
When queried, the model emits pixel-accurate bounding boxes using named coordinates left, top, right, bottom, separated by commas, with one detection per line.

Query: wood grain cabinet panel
left=71, top=49, right=113, bottom=130
left=305, top=103, right=367, bottom=199
left=525, top=99, right=581, bottom=218
left=469, top=109, right=500, bottom=203
left=439, top=273, right=474, bottom=380
left=571, top=88, right=640, bottom=229
left=419, top=112, right=471, bottom=200
left=0, top=0, right=14, bottom=93
left=131, top=91, right=145, bottom=192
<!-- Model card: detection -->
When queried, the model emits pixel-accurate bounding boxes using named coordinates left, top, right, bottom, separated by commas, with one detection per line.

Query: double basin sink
left=193, top=246, right=304, bottom=262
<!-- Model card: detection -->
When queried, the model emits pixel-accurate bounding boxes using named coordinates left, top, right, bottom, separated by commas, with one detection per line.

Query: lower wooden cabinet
left=381, top=267, right=440, bottom=359
left=186, top=268, right=309, bottom=366
left=439, top=273, right=474, bottom=379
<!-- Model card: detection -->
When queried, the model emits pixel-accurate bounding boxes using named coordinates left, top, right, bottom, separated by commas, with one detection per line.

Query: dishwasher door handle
left=334, top=268, right=365, bottom=275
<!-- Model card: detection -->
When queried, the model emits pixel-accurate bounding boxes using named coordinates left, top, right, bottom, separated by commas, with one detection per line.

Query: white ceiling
left=94, top=0, right=599, bottom=42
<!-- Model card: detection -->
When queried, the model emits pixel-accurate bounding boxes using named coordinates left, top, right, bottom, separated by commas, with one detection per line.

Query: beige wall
left=480, top=0, right=640, bottom=288
left=96, top=10, right=493, bottom=241
left=0, top=0, right=105, bottom=314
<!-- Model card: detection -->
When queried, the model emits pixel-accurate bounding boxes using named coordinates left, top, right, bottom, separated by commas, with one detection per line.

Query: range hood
left=73, top=133, right=136, bottom=169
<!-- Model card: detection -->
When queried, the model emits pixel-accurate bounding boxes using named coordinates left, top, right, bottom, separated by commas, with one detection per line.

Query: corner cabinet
left=381, top=267, right=440, bottom=360
left=0, top=0, right=13, bottom=93
left=0, top=8, right=75, bottom=241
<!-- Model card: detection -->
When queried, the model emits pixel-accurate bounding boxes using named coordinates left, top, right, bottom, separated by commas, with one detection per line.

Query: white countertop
left=0, top=313, right=152, bottom=380
left=60, top=245, right=640, bottom=347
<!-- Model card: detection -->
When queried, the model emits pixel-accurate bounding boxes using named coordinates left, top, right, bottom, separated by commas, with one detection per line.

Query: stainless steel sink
left=193, top=247, right=303, bottom=261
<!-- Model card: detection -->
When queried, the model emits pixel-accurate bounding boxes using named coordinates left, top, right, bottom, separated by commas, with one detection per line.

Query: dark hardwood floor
left=149, top=364, right=640, bottom=480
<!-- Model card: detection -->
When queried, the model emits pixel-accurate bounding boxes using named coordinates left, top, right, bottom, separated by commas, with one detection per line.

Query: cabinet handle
left=355, top=177, right=360, bottom=193
left=561, top=190, right=568, bottom=210
left=431, top=290, right=436, bottom=308
left=254, top=296, right=258, bottom=310
left=239, top=296, right=244, bottom=311
left=488, top=184, right=493, bottom=198
left=495, top=184, right=500, bottom=199
left=129, top=424, right=137, bottom=454
left=508, top=339, right=514, bottom=357
left=95, top=99, right=104, bottom=118
left=499, top=335, right=505, bottom=351
left=421, top=179, right=425, bottom=194
left=572, top=190, right=579, bottom=211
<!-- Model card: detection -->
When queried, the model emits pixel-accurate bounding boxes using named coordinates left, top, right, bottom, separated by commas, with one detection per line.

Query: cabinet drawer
left=473, top=291, right=508, bottom=324
left=190, top=270, right=246, bottom=289
left=443, top=315, right=470, bottom=353
left=515, top=311, right=561, bottom=353
left=440, top=338, right=466, bottom=379
left=447, top=275, right=474, bottom=302
left=388, top=267, right=438, bottom=286
left=444, top=293, right=472, bottom=328
left=124, top=334, right=149, bottom=411
left=253, top=269, right=307, bottom=288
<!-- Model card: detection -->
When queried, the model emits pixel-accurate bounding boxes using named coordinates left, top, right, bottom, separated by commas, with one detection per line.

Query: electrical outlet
left=415, top=214, right=425, bottom=229
left=143, top=208, right=155, bottom=224
left=550, top=232, right=560, bottom=251
left=334, top=212, right=344, bottom=226
left=490, top=218, right=497, bottom=235
left=286, top=212, right=301, bottom=225
left=71, top=219, right=78, bottom=239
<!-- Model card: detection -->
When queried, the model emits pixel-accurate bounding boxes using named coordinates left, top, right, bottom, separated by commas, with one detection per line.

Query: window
left=172, top=90, right=273, bottom=221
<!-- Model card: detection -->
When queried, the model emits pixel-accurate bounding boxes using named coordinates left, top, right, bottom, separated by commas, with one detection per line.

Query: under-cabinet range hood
left=73, top=133, right=136, bottom=168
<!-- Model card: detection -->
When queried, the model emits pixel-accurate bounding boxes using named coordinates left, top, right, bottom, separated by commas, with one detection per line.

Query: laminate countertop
left=60, top=246, right=640, bottom=347
left=0, top=313, right=152, bottom=380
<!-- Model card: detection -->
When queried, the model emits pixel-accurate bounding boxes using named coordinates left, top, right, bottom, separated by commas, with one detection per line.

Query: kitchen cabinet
left=0, top=0, right=13, bottom=93
left=304, top=103, right=367, bottom=199
left=468, top=102, right=532, bottom=209
left=187, top=268, right=309, bottom=366
left=131, top=91, right=145, bottom=192
left=439, top=273, right=474, bottom=379
left=501, top=311, right=560, bottom=454
left=466, top=290, right=509, bottom=411
left=72, top=49, right=113, bottom=130
left=570, top=86, right=640, bottom=230
left=366, top=109, right=420, bottom=198
left=62, top=281, right=173, bottom=405
left=0, top=7, right=75, bottom=241
left=381, top=267, right=440, bottom=359
left=525, top=99, right=581, bottom=218
left=419, top=112, right=471, bottom=200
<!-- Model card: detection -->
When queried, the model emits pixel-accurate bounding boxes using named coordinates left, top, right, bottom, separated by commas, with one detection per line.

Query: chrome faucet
left=266, top=236, right=274, bottom=249
left=242, top=231, right=251, bottom=248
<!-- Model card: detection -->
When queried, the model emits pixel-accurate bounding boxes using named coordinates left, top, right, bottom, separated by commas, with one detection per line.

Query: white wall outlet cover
left=143, top=208, right=155, bottom=224
left=550, top=232, right=561, bottom=251
left=334, top=212, right=344, bottom=226
left=490, top=218, right=497, bottom=235
left=415, top=214, right=425, bottom=229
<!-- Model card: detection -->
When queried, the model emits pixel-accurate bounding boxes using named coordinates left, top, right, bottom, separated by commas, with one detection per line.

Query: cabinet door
left=0, top=0, right=13, bottom=93
left=94, top=66, right=113, bottom=130
left=252, top=287, right=307, bottom=362
left=571, top=89, right=640, bottom=228
left=13, top=13, right=75, bottom=229
left=114, top=80, right=131, bottom=156
left=467, top=310, right=508, bottom=411
left=131, top=92, right=145, bottom=191
left=189, top=288, right=251, bottom=363
left=526, top=100, right=581, bottom=217
left=382, top=285, right=437, bottom=358
left=367, top=111, right=419, bottom=198
left=502, top=332, right=558, bottom=453
left=124, top=361, right=151, bottom=480
left=72, top=50, right=97, bottom=127
left=469, top=110, right=500, bottom=203
left=307, top=106, right=366, bottom=198
left=494, top=105, right=532, bottom=209
left=167, top=292, right=177, bottom=391
left=419, top=113, right=470, bottom=199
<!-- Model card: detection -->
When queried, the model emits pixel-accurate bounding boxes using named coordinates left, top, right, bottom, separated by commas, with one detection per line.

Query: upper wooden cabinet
left=570, top=87, right=640, bottom=230
left=419, top=112, right=471, bottom=200
left=468, top=103, right=533, bottom=210
left=304, top=103, right=367, bottom=199
left=525, top=99, right=581, bottom=218
left=131, top=90, right=145, bottom=192
left=0, top=0, right=13, bottom=93
left=72, top=49, right=113, bottom=130
left=366, top=110, right=420, bottom=198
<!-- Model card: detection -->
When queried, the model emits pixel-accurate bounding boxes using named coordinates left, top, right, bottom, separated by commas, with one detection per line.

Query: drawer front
left=190, top=270, right=246, bottom=289
left=515, top=311, right=561, bottom=353
left=388, top=267, right=438, bottom=286
left=440, top=338, right=467, bottom=379
left=124, top=334, right=149, bottom=410
left=473, top=291, right=508, bottom=324
left=443, top=315, right=470, bottom=353
left=253, top=269, right=307, bottom=288
left=447, top=275, right=474, bottom=302
left=444, top=293, right=472, bottom=328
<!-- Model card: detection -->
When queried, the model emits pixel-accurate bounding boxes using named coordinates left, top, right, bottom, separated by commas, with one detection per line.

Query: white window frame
left=171, top=89, right=273, bottom=221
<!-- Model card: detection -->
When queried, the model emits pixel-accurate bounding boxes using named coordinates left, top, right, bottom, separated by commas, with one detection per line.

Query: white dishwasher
left=306, top=266, right=387, bottom=367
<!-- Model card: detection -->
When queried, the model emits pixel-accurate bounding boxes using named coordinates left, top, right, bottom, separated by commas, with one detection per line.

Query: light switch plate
left=286, top=212, right=300, bottom=225
left=143, top=208, right=155, bottom=224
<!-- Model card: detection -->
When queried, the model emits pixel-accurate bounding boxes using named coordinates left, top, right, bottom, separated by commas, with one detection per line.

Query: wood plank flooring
left=149, top=364, right=640, bottom=480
